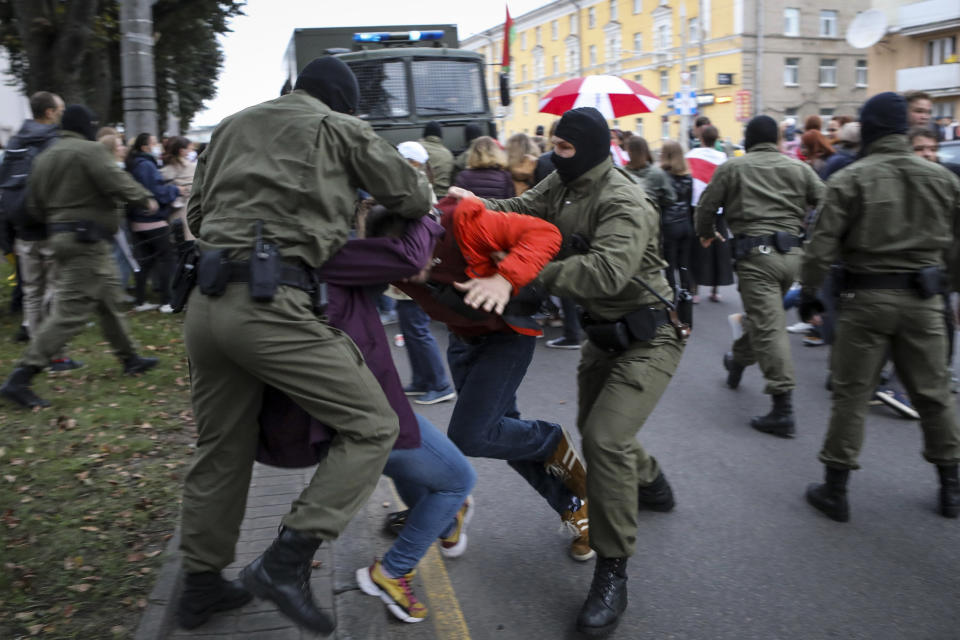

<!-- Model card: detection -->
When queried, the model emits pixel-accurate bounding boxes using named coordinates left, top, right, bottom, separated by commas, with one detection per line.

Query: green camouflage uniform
left=802, top=134, right=960, bottom=469
left=180, top=90, right=433, bottom=573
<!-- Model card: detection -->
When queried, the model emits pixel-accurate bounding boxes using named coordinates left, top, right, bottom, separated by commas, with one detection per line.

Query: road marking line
left=389, top=482, right=471, bottom=639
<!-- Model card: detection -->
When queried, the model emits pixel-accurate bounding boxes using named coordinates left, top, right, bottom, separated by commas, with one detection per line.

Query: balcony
left=896, top=63, right=960, bottom=94
left=898, top=0, right=960, bottom=35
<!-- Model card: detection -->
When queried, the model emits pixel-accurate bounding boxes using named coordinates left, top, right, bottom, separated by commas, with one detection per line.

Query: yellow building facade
left=462, top=0, right=749, bottom=147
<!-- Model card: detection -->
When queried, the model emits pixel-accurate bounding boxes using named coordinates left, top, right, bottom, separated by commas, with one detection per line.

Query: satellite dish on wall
left=846, top=10, right=888, bottom=49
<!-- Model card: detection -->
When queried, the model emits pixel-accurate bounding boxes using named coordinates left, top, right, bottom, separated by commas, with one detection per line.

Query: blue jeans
left=382, top=415, right=476, bottom=577
left=446, top=332, right=574, bottom=515
left=397, top=299, right=450, bottom=392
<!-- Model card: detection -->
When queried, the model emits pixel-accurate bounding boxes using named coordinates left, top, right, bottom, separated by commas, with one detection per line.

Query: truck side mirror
left=499, top=73, right=511, bottom=107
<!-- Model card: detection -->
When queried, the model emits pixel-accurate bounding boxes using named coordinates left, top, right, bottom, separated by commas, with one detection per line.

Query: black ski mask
left=61, top=104, right=98, bottom=141
left=294, top=57, right=360, bottom=115
left=743, top=115, right=779, bottom=150
left=859, top=92, right=907, bottom=152
left=550, top=107, right=611, bottom=184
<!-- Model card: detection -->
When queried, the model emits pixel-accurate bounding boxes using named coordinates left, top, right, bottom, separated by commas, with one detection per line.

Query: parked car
left=939, top=139, right=960, bottom=165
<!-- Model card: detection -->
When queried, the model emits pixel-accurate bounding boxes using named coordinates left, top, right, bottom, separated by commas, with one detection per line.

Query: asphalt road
left=377, top=284, right=960, bottom=640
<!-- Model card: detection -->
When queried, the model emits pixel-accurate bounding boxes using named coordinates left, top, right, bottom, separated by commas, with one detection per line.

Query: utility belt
left=733, top=231, right=802, bottom=260
left=47, top=220, right=113, bottom=244
left=168, top=220, right=327, bottom=314
left=580, top=307, right=672, bottom=352
left=839, top=267, right=947, bottom=299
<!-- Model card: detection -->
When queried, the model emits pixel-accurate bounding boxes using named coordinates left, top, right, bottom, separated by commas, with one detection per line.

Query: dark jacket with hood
left=127, top=152, right=179, bottom=223
left=5, top=119, right=60, bottom=239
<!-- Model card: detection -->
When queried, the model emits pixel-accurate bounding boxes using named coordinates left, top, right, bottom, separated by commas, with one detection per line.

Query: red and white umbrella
left=538, top=75, right=662, bottom=120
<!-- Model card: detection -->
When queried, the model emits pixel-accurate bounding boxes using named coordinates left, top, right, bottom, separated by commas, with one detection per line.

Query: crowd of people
left=0, top=64, right=958, bottom=640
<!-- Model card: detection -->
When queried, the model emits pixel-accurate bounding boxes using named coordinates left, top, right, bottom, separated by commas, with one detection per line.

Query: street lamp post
left=120, top=0, right=159, bottom=137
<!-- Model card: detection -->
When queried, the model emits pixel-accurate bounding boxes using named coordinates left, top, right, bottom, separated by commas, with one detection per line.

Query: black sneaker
left=123, top=355, right=158, bottom=376
left=49, top=358, right=83, bottom=372
left=12, top=325, right=29, bottom=343
left=546, top=337, right=582, bottom=349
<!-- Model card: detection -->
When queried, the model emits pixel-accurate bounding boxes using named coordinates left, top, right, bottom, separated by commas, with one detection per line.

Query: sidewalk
left=134, top=464, right=425, bottom=640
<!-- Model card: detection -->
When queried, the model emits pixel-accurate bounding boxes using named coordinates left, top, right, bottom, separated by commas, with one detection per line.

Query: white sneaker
left=133, top=302, right=159, bottom=312
left=158, top=304, right=174, bottom=314
left=787, top=321, right=814, bottom=334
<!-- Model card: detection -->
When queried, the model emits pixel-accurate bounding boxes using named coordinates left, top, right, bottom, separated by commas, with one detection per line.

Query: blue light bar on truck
left=353, top=30, right=445, bottom=43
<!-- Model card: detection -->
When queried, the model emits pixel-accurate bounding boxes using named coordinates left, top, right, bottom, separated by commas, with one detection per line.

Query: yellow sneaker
left=544, top=429, right=587, bottom=499
left=562, top=499, right=595, bottom=562
left=439, top=496, right=474, bottom=558
left=356, top=560, right=427, bottom=623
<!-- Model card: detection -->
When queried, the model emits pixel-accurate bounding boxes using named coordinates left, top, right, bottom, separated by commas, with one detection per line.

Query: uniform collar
left=565, top=159, right=613, bottom=192
left=864, top=134, right=910, bottom=157
left=60, top=130, right=87, bottom=142
left=746, top=142, right=779, bottom=154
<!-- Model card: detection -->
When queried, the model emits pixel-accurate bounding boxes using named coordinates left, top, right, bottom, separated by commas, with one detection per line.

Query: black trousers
left=662, top=221, right=694, bottom=294
left=132, top=226, right=173, bottom=305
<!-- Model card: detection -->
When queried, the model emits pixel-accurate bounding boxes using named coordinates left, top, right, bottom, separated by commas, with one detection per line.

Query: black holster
left=916, top=266, right=948, bottom=299
left=169, top=242, right=199, bottom=312
left=582, top=307, right=671, bottom=352
left=197, top=249, right=230, bottom=296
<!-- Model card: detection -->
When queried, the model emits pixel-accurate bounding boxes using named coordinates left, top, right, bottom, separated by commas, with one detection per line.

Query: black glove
left=798, top=288, right=824, bottom=322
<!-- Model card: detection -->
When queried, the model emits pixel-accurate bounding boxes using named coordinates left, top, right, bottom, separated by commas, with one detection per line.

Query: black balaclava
left=550, top=107, right=611, bottom=183
left=464, top=123, right=483, bottom=144
left=859, top=92, right=907, bottom=152
left=61, top=104, right=97, bottom=141
left=743, top=115, right=779, bottom=150
left=294, top=57, right=359, bottom=115
left=423, top=121, right=442, bottom=139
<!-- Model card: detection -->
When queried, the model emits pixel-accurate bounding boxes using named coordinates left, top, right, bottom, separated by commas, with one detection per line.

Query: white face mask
left=151, top=144, right=163, bottom=157
left=186, top=150, right=197, bottom=162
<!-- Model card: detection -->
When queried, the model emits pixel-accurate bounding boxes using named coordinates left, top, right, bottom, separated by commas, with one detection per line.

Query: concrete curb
left=133, top=528, right=182, bottom=640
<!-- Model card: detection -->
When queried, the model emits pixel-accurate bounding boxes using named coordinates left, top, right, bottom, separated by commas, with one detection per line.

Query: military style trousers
left=19, top=236, right=137, bottom=369
left=577, top=324, right=684, bottom=558
left=14, top=237, right=57, bottom=334
left=820, top=289, right=960, bottom=470
left=180, top=284, right=398, bottom=574
left=731, top=249, right=801, bottom=395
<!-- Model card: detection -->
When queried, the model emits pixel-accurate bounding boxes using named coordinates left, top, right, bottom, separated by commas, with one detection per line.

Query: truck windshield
left=349, top=59, right=409, bottom=119
left=411, top=59, right=485, bottom=116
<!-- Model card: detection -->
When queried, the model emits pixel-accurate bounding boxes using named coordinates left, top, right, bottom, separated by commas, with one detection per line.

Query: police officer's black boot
left=122, top=354, right=158, bottom=376
left=0, top=366, right=49, bottom=408
left=805, top=466, right=850, bottom=522
left=240, top=527, right=334, bottom=634
left=750, top=391, right=795, bottom=438
left=723, top=352, right=745, bottom=389
left=637, top=471, right=675, bottom=512
left=177, top=571, right=253, bottom=629
left=936, top=464, right=960, bottom=518
left=576, top=556, right=628, bottom=637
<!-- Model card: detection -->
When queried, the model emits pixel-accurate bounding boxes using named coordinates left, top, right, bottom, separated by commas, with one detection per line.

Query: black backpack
left=0, top=143, right=43, bottom=231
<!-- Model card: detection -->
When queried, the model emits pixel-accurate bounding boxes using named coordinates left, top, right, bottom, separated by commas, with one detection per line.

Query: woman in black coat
left=453, top=136, right=515, bottom=199
left=658, top=141, right=695, bottom=296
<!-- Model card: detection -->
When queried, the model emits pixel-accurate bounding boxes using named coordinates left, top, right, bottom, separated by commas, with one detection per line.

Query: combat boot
left=0, top=366, right=49, bottom=408
left=123, top=354, right=158, bottom=376
left=576, top=556, right=628, bottom=637
left=937, top=464, right=960, bottom=519
left=723, top=352, right=745, bottom=389
left=637, top=471, right=675, bottom=512
left=177, top=571, right=253, bottom=629
left=750, top=391, right=795, bottom=438
left=544, top=428, right=587, bottom=498
left=240, top=527, right=334, bottom=634
left=806, top=466, right=850, bottom=522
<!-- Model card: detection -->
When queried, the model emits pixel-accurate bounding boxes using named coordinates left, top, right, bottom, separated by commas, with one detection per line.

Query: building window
left=589, top=7, right=596, bottom=28
left=819, top=10, right=838, bottom=37
left=784, top=58, right=799, bottom=85
left=610, top=0, right=618, bottom=21
left=552, top=20, right=559, bottom=40
left=589, top=44, right=597, bottom=65
left=535, top=27, right=542, bottom=46
left=635, top=118, right=643, bottom=137
left=606, top=33, right=621, bottom=65
left=688, top=65, right=698, bottom=89
left=568, top=47, right=578, bottom=73
left=553, top=55, right=560, bottom=75
left=785, top=107, right=798, bottom=117
left=661, top=116, right=670, bottom=139
left=689, top=17, right=699, bottom=42
left=659, top=69, right=669, bottom=94
left=657, top=24, right=669, bottom=49
left=819, top=58, right=837, bottom=86
left=520, top=32, right=527, bottom=50
left=634, top=0, right=642, bottom=13
left=570, top=14, right=578, bottom=32
left=534, top=52, right=544, bottom=80
left=521, top=64, right=527, bottom=82
left=819, top=108, right=835, bottom=122
left=925, top=36, right=956, bottom=66
left=855, top=60, right=867, bottom=87
left=523, top=96, right=528, bottom=115
left=784, top=8, right=800, bottom=36
left=633, top=33, right=642, bottom=53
